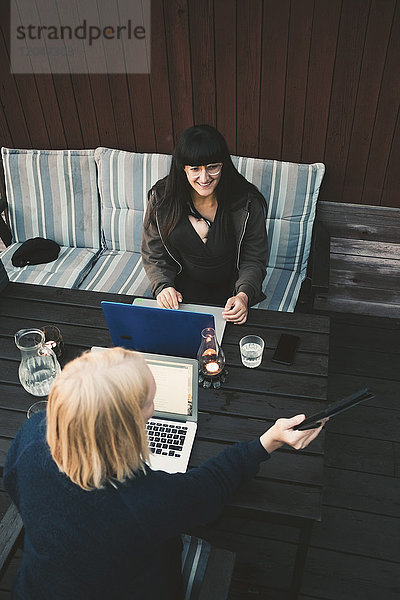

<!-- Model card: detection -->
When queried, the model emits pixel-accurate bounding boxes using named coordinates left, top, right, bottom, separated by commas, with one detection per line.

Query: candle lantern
left=197, top=327, right=228, bottom=389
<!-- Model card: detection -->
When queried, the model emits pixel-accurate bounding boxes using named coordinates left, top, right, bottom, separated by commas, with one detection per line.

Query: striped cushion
left=232, top=156, right=325, bottom=274
left=78, top=250, right=152, bottom=296
left=256, top=267, right=303, bottom=312
left=181, top=534, right=211, bottom=600
left=83, top=148, right=171, bottom=296
left=95, top=148, right=172, bottom=252
left=0, top=243, right=99, bottom=289
left=232, top=156, right=324, bottom=311
left=1, top=148, right=100, bottom=249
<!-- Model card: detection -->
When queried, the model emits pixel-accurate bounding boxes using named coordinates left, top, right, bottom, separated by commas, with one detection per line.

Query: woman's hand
left=156, top=287, right=183, bottom=309
left=222, top=292, right=248, bottom=324
left=260, top=414, right=326, bottom=454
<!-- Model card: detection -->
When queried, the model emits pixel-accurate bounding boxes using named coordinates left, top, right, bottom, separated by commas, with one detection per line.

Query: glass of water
left=239, top=335, right=265, bottom=368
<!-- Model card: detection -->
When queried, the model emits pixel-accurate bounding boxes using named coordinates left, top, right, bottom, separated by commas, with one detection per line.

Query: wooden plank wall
left=0, top=0, right=400, bottom=207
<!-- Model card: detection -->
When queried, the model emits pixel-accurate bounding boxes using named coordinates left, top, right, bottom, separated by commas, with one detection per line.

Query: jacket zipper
left=236, top=210, right=250, bottom=269
left=155, top=211, right=183, bottom=274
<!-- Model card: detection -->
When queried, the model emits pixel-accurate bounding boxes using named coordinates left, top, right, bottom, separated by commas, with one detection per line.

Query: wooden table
left=0, top=282, right=330, bottom=598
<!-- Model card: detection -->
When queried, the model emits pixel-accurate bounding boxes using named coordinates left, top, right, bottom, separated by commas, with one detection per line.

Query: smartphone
left=272, top=334, right=300, bottom=365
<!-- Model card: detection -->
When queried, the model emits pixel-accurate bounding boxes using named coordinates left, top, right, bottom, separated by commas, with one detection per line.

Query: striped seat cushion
left=257, top=267, right=302, bottom=312
left=1, top=148, right=101, bottom=249
left=78, top=250, right=152, bottom=296
left=232, top=156, right=325, bottom=275
left=81, top=148, right=171, bottom=295
left=0, top=243, right=99, bottom=289
left=95, top=147, right=172, bottom=252
left=233, top=156, right=325, bottom=311
left=1, top=148, right=102, bottom=288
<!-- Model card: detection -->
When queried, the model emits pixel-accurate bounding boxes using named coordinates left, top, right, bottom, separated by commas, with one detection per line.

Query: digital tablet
left=293, top=388, right=375, bottom=431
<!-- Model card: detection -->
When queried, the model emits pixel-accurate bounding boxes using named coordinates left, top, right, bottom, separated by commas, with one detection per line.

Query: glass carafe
left=15, top=328, right=61, bottom=397
left=197, top=327, right=225, bottom=376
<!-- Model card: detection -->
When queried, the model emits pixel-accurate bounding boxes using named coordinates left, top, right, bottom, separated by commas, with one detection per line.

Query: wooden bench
left=0, top=503, right=23, bottom=580
left=198, top=547, right=236, bottom=600
left=310, top=201, right=400, bottom=318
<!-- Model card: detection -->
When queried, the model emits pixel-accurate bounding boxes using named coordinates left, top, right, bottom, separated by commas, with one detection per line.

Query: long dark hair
left=144, top=124, right=261, bottom=239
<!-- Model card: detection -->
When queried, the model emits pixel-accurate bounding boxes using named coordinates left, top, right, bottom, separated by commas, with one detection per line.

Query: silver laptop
left=132, top=297, right=226, bottom=345
left=91, top=347, right=198, bottom=473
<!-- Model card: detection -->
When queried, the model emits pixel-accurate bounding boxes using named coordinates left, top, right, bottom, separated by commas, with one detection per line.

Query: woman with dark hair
left=141, top=125, right=268, bottom=324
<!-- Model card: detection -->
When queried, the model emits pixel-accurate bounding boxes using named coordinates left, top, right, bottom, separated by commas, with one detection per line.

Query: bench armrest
left=310, top=220, right=330, bottom=295
left=296, top=219, right=330, bottom=312
left=0, top=503, right=23, bottom=576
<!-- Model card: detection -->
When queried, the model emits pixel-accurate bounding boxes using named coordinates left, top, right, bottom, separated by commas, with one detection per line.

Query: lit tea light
left=197, top=327, right=227, bottom=388
left=201, top=349, right=221, bottom=375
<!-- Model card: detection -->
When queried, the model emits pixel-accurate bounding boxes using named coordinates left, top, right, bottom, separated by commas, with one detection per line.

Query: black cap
left=12, top=237, right=61, bottom=267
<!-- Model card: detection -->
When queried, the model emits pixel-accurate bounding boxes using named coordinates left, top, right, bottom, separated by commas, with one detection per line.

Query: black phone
left=272, top=334, right=300, bottom=365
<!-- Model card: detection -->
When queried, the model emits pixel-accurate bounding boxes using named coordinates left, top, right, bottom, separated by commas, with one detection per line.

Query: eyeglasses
left=184, top=163, right=223, bottom=177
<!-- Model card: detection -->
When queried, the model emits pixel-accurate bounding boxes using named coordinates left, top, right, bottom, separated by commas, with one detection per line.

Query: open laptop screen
left=141, top=352, right=198, bottom=423
left=91, top=347, right=198, bottom=422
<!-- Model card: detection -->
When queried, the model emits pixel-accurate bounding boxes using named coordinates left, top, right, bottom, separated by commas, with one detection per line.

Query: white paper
left=147, top=361, right=192, bottom=415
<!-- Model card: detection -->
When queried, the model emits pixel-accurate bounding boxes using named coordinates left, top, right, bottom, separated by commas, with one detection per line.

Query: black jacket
left=141, top=183, right=268, bottom=306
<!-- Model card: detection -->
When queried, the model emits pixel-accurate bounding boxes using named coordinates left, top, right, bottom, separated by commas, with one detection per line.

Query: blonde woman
left=4, top=348, right=324, bottom=600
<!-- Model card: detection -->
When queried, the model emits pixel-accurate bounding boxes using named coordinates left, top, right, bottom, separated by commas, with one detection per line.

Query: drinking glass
left=27, top=400, right=48, bottom=419
left=239, top=335, right=265, bottom=368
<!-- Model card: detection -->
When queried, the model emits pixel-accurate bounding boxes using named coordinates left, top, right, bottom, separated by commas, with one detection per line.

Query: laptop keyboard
left=146, top=420, right=188, bottom=458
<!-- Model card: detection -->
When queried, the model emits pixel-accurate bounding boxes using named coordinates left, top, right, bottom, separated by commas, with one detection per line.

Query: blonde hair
left=46, top=348, right=151, bottom=490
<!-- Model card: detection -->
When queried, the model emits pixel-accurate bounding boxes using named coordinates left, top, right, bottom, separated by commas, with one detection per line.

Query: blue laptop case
left=101, top=301, right=215, bottom=359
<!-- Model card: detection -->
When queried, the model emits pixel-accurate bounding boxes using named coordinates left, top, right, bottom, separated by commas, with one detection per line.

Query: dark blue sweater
left=4, top=412, right=269, bottom=599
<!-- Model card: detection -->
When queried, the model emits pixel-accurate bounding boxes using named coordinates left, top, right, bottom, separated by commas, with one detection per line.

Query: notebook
left=101, top=300, right=215, bottom=359
left=91, top=348, right=198, bottom=473
left=132, top=297, right=227, bottom=346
